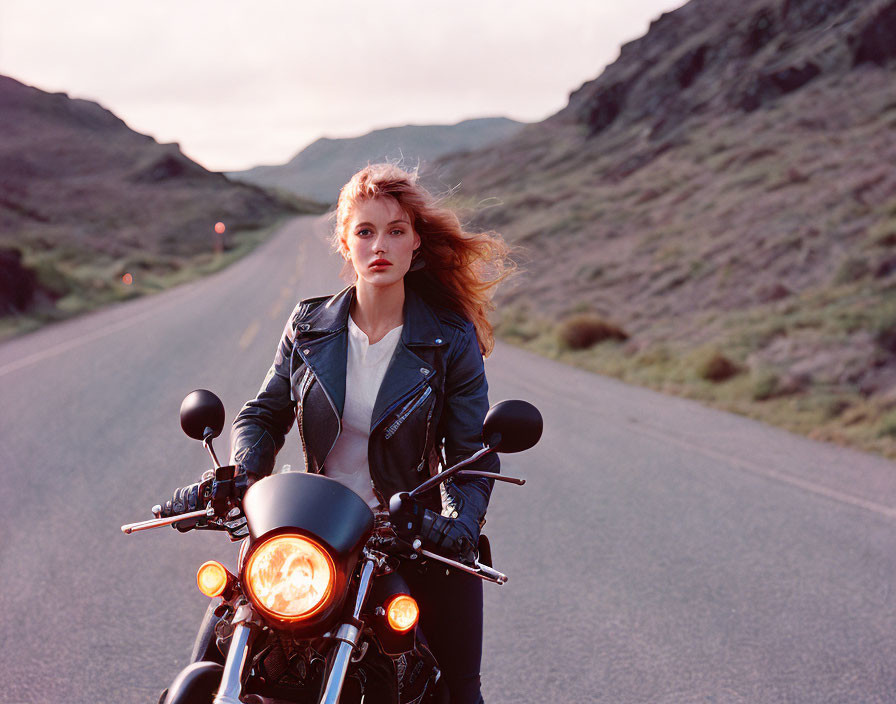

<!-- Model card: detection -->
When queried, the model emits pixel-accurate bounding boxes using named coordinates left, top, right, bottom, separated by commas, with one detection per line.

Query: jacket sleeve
left=439, top=320, right=500, bottom=538
left=229, top=307, right=299, bottom=479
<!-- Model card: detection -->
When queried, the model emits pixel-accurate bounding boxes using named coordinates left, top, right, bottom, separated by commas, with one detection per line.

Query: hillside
left=0, top=74, right=326, bottom=335
left=229, top=117, right=524, bottom=204
left=425, top=0, right=896, bottom=458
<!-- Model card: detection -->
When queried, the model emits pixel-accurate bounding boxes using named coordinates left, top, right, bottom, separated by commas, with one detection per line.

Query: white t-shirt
left=323, top=314, right=403, bottom=508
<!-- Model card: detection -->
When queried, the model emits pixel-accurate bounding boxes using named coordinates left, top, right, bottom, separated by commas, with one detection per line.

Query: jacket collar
left=297, top=282, right=449, bottom=426
left=302, top=282, right=448, bottom=347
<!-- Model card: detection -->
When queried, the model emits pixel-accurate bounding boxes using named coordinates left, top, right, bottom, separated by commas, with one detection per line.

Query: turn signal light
left=386, top=594, right=419, bottom=633
left=197, top=560, right=231, bottom=598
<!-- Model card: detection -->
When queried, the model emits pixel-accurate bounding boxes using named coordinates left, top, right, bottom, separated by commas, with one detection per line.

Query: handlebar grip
left=474, top=562, right=508, bottom=584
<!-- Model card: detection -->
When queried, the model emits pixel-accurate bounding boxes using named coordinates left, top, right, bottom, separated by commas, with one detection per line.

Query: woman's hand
left=419, top=509, right=478, bottom=566
left=157, top=478, right=213, bottom=531
left=393, top=499, right=478, bottom=565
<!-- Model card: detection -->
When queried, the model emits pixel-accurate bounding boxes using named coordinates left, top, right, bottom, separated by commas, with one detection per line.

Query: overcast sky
left=0, top=1, right=684, bottom=172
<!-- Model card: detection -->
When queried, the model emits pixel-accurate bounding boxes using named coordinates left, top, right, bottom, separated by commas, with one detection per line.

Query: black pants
left=399, top=562, right=485, bottom=704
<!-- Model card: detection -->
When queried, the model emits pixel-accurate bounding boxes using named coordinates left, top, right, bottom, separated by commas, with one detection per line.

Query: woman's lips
left=370, top=260, right=392, bottom=269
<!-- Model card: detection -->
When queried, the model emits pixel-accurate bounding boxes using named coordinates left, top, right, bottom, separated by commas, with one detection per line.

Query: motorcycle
left=122, top=389, right=542, bottom=704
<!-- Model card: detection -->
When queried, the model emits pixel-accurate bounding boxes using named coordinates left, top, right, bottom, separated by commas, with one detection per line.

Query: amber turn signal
left=196, top=560, right=231, bottom=598
left=386, top=594, right=419, bottom=633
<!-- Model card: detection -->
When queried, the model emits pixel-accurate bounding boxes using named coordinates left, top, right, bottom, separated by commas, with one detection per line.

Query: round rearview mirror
left=482, top=400, right=543, bottom=453
left=180, top=389, right=225, bottom=441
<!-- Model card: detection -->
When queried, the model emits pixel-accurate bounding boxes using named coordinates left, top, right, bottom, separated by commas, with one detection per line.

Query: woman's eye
left=391, top=229, right=404, bottom=235
left=356, top=229, right=371, bottom=237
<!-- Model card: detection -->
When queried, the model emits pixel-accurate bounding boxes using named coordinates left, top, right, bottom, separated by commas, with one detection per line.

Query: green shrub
left=877, top=411, right=896, bottom=439
left=557, top=314, right=629, bottom=350
left=30, top=260, right=72, bottom=298
left=695, top=348, right=740, bottom=382
left=821, top=396, right=851, bottom=420
left=752, top=369, right=780, bottom=400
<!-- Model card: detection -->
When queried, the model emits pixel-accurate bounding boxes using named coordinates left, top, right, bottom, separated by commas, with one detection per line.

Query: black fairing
left=241, top=472, right=374, bottom=633
left=243, top=472, right=374, bottom=547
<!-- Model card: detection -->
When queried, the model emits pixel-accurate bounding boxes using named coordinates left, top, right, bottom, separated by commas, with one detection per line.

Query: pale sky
left=0, top=1, right=685, bottom=172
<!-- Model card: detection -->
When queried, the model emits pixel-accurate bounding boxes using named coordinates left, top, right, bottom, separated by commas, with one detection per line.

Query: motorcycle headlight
left=244, top=534, right=335, bottom=620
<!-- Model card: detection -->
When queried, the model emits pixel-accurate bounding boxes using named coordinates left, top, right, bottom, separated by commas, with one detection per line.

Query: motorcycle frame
left=128, top=396, right=539, bottom=703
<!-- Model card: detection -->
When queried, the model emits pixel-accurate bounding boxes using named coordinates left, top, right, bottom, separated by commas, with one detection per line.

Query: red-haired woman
left=230, top=163, right=513, bottom=703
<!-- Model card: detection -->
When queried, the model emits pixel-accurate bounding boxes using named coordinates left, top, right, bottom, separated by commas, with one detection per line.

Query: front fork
left=210, top=556, right=378, bottom=704
left=213, top=603, right=259, bottom=704
left=320, top=557, right=377, bottom=703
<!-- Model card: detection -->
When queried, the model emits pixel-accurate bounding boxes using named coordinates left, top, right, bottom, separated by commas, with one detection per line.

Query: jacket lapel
left=295, top=285, right=352, bottom=418
left=296, top=283, right=449, bottom=429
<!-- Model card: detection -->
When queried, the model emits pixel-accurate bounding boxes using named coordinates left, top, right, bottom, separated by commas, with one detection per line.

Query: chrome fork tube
left=214, top=604, right=257, bottom=704
left=319, top=557, right=377, bottom=704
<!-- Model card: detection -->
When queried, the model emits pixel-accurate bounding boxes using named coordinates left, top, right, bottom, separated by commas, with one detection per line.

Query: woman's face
left=343, top=197, right=421, bottom=290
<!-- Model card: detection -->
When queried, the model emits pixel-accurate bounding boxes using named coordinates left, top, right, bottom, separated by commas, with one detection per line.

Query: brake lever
left=454, top=470, right=526, bottom=486
left=415, top=545, right=508, bottom=585
left=121, top=506, right=213, bottom=534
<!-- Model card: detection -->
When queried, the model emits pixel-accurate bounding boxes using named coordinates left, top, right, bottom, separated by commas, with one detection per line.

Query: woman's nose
left=372, top=232, right=388, bottom=252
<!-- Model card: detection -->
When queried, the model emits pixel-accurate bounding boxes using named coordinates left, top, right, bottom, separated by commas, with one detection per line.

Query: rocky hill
left=0, top=75, right=325, bottom=332
left=229, top=117, right=524, bottom=204
left=426, top=0, right=896, bottom=458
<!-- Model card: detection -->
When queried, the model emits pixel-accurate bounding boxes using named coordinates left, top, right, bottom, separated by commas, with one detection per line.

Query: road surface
left=2, top=215, right=896, bottom=703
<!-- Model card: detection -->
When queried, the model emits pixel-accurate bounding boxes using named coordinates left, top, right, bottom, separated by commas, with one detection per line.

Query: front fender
left=163, top=661, right=224, bottom=704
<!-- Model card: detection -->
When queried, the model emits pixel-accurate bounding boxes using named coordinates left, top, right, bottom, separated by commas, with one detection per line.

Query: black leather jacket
left=229, top=282, right=498, bottom=534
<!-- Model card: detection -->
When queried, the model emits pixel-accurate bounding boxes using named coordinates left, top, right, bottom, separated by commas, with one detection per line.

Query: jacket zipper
left=417, top=401, right=436, bottom=473
left=297, top=367, right=313, bottom=472
left=383, top=385, right=432, bottom=439
left=371, top=379, right=427, bottom=434
left=367, top=379, right=429, bottom=506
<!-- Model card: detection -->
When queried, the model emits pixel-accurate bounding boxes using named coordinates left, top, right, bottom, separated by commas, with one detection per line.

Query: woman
left=230, top=162, right=513, bottom=703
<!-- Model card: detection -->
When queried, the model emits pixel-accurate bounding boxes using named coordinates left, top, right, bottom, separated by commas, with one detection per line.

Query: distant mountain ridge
left=0, top=74, right=323, bottom=326
left=229, top=117, right=525, bottom=204
left=424, top=0, right=896, bottom=458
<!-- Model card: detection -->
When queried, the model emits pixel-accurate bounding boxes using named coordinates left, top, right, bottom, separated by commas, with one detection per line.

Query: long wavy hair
left=330, top=162, right=514, bottom=357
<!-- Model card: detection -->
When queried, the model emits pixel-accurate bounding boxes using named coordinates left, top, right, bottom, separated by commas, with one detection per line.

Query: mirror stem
left=203, top=428, right=222, bottom=469
left=408, top=446, right=493, bottom=499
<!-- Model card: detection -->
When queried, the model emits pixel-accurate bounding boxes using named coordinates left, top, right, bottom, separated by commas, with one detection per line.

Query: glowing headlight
left=245, top=534, right=334, bottom=620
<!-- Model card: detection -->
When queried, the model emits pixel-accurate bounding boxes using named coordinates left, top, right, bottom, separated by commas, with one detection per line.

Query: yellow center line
left=269, top=285, right=295, bottom=319
left=269, top=300, right=285, bottom=319
left=239, top=320, right=260, bottom=349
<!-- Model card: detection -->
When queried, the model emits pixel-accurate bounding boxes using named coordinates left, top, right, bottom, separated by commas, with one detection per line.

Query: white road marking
left=537, top=380, right=896, bottom=522
left=0, top=295, right=186, bottom=379
left=628, top=419, right=896, bottom=521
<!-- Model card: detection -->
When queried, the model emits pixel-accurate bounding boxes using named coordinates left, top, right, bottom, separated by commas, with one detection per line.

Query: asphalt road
left=3, top=215, right=896, bottom=703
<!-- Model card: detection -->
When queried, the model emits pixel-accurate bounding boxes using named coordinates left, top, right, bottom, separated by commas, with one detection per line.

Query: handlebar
left=121, top=465, right=249, bottom=537
left=121, top=508, right=211, bottom=534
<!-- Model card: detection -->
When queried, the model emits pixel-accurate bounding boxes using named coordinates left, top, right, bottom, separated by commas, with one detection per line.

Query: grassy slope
left=0, top=75, right=328, bottom=340
left=0, top=214, right=303, bottom=341
left=430, top=55, right=896, bottom=459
